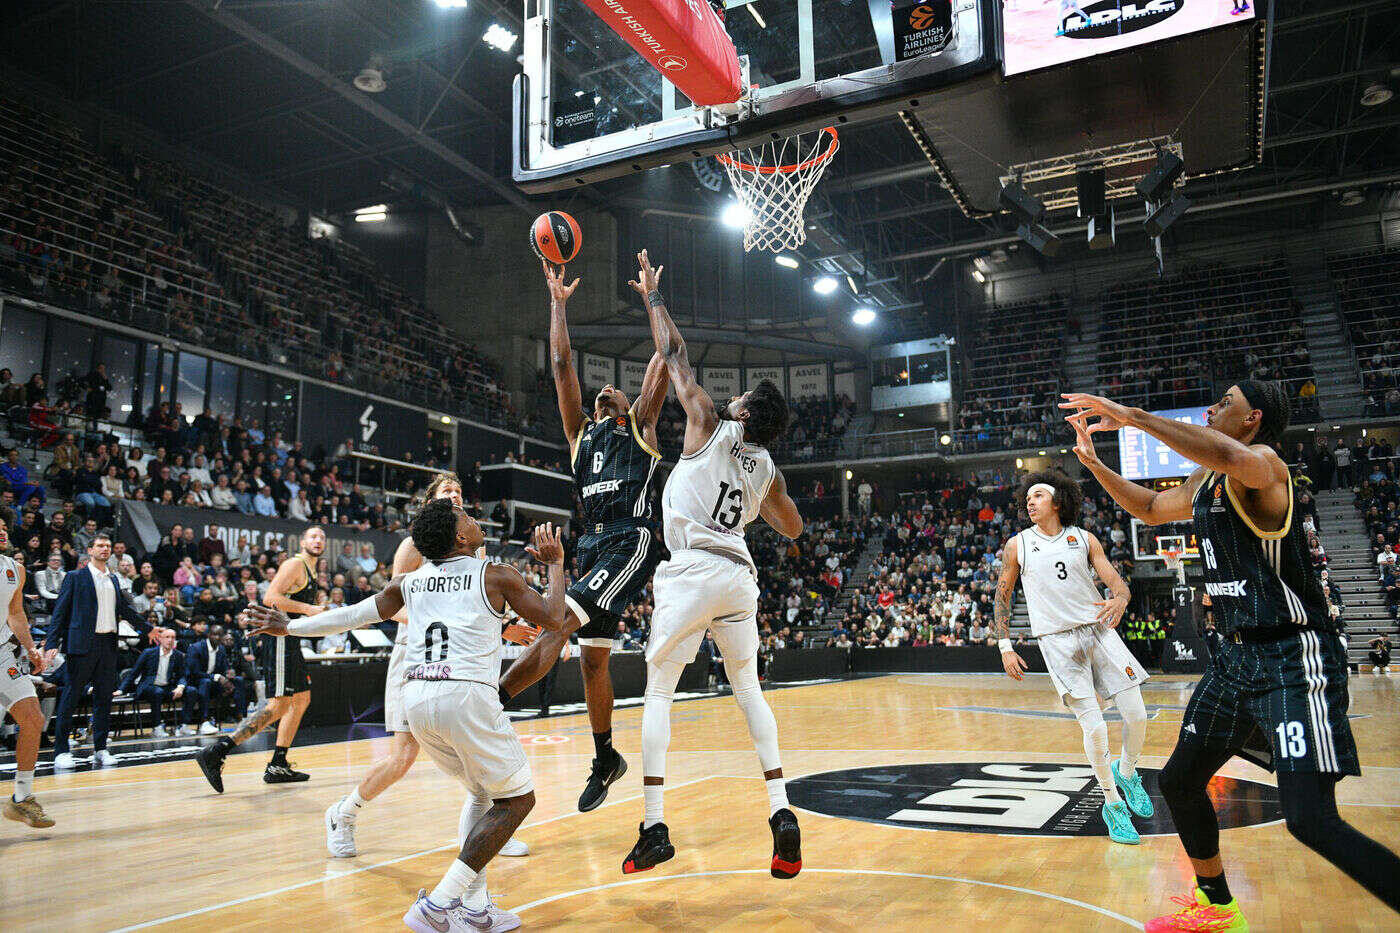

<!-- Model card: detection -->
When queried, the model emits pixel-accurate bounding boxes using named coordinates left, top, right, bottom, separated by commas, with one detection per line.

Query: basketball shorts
left=384, top=636, right=410, bottom=734
left=567, top=524, right=663, bottom=648
left=1038, top=623, right=1148, bottom=704
left=403, top=679, right=533, bottom=799
left=259, top=633, right=312, bottom=697
left=646, top=549, right=760, bottom=668
left=1178, top=628, right=1359, bottom=775
left=0, top=643, right=37, bottom=713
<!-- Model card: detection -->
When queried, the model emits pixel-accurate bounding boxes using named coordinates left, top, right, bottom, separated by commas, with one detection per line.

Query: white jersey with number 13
left=661, top=420, right=774, bottom=568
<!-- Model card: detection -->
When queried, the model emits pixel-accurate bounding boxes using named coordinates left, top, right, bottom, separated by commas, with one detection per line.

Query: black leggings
left=1159, top=742, right=1400, bottom=912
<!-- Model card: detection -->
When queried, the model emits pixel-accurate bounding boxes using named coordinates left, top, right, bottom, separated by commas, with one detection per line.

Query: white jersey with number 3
left=0, top=555, right=18, bottom=644
left=662, top=420, right=774, bottom=568
left=400, top=554, right=502, bottom=685
left=1017, top=525, right=1102, bottom=637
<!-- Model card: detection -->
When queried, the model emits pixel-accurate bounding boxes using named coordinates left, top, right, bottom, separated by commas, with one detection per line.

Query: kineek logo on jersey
left=359, top=405, right=378, bottom=443
left=1205, top=580, right=1248, bottom=597
left=789, top=762, right=1281, bottom=837
left=1062, top=0, right=1182, bottom=39
left=582, top=479, right=623, bottom=497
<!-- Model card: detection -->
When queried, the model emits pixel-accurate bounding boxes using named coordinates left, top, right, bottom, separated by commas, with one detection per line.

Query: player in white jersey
left=621, top=249, right=806, bottom=878
left=0, top=524, right=55, bottom=829
left=246, top=503, right=569, bottom=933
left=322, top=472, right=531, bottom=860
left=993, top=470, right=1152, bottom=844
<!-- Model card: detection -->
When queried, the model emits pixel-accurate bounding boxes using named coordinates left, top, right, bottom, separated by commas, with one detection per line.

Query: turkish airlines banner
left=299, top=383, right=429, bottom=464
left=579, top=0, right=742, bottom=106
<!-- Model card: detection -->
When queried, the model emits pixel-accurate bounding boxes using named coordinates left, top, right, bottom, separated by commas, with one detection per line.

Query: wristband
left=647, top=289, right=665, bottom=308
left=998, top=638, right=1013, bottom=653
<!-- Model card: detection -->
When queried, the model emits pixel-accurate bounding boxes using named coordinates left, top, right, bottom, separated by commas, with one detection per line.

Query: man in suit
left=117, top=628, right=188, bottom=737
left=44, top=533, right=155, bottom=768
left=185, top=623, right=237, bottom=735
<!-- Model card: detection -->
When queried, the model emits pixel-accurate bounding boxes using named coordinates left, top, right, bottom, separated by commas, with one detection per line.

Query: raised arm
left=759, top=468, right=803, bottom=539
left=8, top=566, right=44, bottom=674
left=1087, top=532, right=1130, bottom=628
left=245, top=577, right=404, bottom=638
left=485, top=523, right=567, bottom=631
left=629, top=249, right=717, bottom=455
left=630, top=351, right=668, bottom=454
left=1068, top=414, right=1199, bottom=525
left=544, top=260, right=586, bottom=445
left=264, top=557, right=322, bottom=617
left=994, top=535, right=1027, bottom=679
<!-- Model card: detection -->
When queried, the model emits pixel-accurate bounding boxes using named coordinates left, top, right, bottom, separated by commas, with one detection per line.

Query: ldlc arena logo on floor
left=788, top=763, right=1281, bottom=837
left=1063, top=0, right=1182, bottom=40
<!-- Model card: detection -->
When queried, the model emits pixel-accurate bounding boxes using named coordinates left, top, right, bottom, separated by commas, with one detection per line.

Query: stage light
left=939, top=434, right=951, bottom=446
left=1088, top=205, right=1115, bottom=251
left=813, top=276, right=838, bottom=295
left=971, top=269, right=985, bottom=284
left=1136, top=150, right=1185, bottom=202
left=1016, top=221, right=1062, bottom=257
left=721, top=201, right=749, bottom=228
left=1144, top=192, right=1191, bottom=237
left=1361, top=82, right=1393, bottom=107
left=353, top=211, right=387, bottom=223
left=433, top=0, right=469, bottom=8
left=846, top=274, right=859, bottom=295
left=999, top=181, right=1045, bottom=223
left=354, top=203, right=387, bottom=216
left=483, top=23, right=518, bottom=51
left=775, top=255, right=799, bottom=269
left=1015, top=458, right=1024, bottom=469
left=851, top=307, right=877, bottom=326
left=845, top=470, right=853, bottom=480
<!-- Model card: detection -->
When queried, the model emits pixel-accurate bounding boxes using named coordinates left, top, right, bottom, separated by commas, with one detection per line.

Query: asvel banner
left=788, top=363, right=828, bottom=398
left=620, top=358, right=649, bottom=396
left=299, top=382, right=429, bottom=463
left=702, top=367, right=739, bottom=398
left=746, top=366, right=784, bottom=393
left=582, top=353, right=616, bottom=393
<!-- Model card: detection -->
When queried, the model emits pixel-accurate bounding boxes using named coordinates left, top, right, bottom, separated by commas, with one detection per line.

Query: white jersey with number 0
left=1017, top=525, right=1102, bottom=637
left=400, top=554, right=502, bottom=685
left=0, top=555, right=19, bottom=644
left=661, top=420, right=775, bottom=568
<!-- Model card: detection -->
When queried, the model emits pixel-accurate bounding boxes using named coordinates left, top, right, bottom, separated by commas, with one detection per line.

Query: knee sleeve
left=457, top=792, right=491, bottom=848
left=1067, top=697, right=1109, bottom=753
left=728, top=655, right=782, bottom=773
left=642, top=659, right=685, bottom=780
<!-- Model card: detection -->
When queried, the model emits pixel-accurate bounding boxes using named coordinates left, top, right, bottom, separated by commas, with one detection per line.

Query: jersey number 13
left=711, top=481, right=743, bottom=530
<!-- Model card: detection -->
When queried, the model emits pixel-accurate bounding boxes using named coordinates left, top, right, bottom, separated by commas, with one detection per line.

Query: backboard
left=513, top=0, right=999, bottom=192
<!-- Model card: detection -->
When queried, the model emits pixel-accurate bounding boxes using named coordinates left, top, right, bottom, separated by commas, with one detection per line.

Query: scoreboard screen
left=1001, top=1, right=1256, bottom=77
left=1118, top=407, right=1204, bottom=480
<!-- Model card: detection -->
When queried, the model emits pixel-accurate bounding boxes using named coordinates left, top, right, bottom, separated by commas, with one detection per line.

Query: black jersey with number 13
left=570, top=411, right=661, bottom=526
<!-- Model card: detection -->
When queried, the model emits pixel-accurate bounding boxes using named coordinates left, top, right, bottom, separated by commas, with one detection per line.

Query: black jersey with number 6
left=570, top=410, right=661, bottom=528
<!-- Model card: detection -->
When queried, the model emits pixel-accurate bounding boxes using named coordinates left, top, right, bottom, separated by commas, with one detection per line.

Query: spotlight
left=354, top=67, right=387, bottom=93
left=1338, top=189, right=1364, bottom=207
left=721, top=202, right=749, bottom=229
left=939, top=433, right=951, bottom=446
left=1076, top=166, right=1105, bottom=219
left=433, top=0, right=469, bottom=7
left=1087, top=205, right=1115, bottom=251
left=1144, top=192, right=1191, bottom=237
left=1136, top=150, right=1184, bottom=202
left=999, top=181, right=1045, bottom=223
left=813, top=276, right=838, bottom=295
left=1360, top=82, right=1393, bottom=107
left=971, top=269, right=985, bottom=284
left=844, top=470, right=853, bottom=480
left=483, top=23, right=518, bottom=51
left=851, top=307, right=877, bottom=326
left=775, top=255, right=799, bottom=269
left=1016, top=221, right=1062, bottom=257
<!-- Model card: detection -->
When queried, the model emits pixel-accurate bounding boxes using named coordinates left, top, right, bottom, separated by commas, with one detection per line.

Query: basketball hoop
left=716, top=127, right=839, bottom=252
left=1159, top=548, right=1186, bottom=585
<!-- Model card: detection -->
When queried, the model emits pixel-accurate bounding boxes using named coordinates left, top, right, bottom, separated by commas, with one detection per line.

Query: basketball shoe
left=4, top=795, right=55, bottom=828
left=1112, top=759, right=1155, bottom=817
left=769, top=808, right=802, bottom=878
left=264, top=760, right=310, bottom=783
left=403, top=890, right=521, bottom=933
left=1145, top=889, right=1249, bottom=932
left=1101, top=800, right=1141, bottom=844
left=196, top=738, right=231, bottom=793
left=325, top=799, right=357, bottom=858
left=622, top=821, right=675, bottom=874
left=578, top=750, right=627, bottom=812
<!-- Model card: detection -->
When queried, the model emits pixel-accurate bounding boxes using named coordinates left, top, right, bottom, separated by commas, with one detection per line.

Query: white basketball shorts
left=403, top=679, right=533, bottom=799
left=384, top=638, right=410, bottom=734
left=646, top=549, right=760, bottom=668
left=0, top=644, right=37, bottom=713
left=1038, top=622, right=1148, bottom=704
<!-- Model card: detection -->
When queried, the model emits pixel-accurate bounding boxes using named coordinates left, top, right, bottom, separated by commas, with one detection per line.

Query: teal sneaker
left=1101, top=800, right=1141, bottom=845
left=1112, top=759, right=1155, bottom=818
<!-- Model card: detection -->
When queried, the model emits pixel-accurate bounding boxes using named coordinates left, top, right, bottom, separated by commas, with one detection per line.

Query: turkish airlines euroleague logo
left=1062, top=0, right=1182, bottom=39
left=789, top=762, right=1281, bottom=837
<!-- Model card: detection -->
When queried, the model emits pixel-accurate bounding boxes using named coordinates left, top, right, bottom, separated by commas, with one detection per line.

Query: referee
left=45, top=533, right=155, bottom=769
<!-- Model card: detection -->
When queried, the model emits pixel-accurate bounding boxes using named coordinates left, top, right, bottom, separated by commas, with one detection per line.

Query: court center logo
left=788, top=762, right=1280, bottom=837
left=1062, top=0, right=1182, bottom=39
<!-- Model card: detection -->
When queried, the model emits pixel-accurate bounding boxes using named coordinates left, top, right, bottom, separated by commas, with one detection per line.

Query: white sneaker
left=177, top=724, right=196, bottom=737
left=325, top=799, right=358, bottom=858
left=499, top=837, right=528, bottom=857
left=96, top=750, right=118, bottom=768
left=53, top=752, right=77, bottom=770
left=474, top=896, right=522, bottom=933
left=152, top=724, right=170, bottom=738
left=200, top=721, right=219, bottom=735
left=404, top=891, right=472, bottom=933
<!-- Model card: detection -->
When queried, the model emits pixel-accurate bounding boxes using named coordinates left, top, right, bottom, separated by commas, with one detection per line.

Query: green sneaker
left=1101, top=800, right=1141, bottom=845
left=1112, top=759, right=1154, bottom=818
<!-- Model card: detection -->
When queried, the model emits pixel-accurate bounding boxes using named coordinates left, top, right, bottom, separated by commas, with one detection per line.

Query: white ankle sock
left=643, top=783, right=664, bottom=828
left=766, top=777, right=788, bottom=817
left=341, top=788, right=367, bottom=819
left=14, top=770, right=33, bottom=802
left=429, top=859, right=477, bottom=907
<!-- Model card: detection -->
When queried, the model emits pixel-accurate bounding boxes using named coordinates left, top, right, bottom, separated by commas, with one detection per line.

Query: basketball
left=530, top=210, right=582, bottom=265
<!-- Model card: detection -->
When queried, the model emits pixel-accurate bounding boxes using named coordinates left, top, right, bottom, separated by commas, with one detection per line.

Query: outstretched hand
left=1068, top=413, right=1102, bottom=469
left=526, top=522, right=564, bottom=566
left=1059, top=392, right=1131, bottom=434
left=542, top=259, right=580, bottom=304
left=627, top=249, right=664, bottom=300
left=1001, top=649, right=1028, bottom=680
left=242, top=604, right=292, bottom=637
left=1095, top=595, right=1129, bottom=628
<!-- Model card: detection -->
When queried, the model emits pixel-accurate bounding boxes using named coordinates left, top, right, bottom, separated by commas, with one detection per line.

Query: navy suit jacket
left=44, top=565, right=150, bottom=656
left=120, top=646, right=188, bottom=694
left=185, top=639, right=229, bottom=687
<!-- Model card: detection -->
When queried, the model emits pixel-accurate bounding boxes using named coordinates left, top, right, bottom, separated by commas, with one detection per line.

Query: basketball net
left=717, top=127, right=839, bottom=252
left=1160, top=549, right=1186, bottom=585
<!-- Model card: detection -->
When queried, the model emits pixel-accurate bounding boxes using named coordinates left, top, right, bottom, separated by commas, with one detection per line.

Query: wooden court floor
left=4, top=673, right=1398, bottom=932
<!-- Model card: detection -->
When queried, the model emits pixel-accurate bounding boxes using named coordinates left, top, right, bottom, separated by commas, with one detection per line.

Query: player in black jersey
left=1063, top=382, right=1400, bottom=930
left=196, top=526, right=327, bottom=792
left=497, top=260, right=668, bottom=812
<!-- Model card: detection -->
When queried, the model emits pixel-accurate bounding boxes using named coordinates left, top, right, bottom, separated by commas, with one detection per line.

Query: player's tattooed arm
left=992, top=535, right=1019, bottom=643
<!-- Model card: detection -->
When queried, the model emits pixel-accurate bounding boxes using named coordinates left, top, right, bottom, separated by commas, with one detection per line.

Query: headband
left=1027, top=483, right=1056, bottom=498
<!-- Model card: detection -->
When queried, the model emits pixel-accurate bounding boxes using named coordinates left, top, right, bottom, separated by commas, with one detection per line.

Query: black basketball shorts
left=566, top=524, right=663, bottom=646
left=1177, top=628, right=1359, bottom=775
left=260, top=633, right=313, bottom=697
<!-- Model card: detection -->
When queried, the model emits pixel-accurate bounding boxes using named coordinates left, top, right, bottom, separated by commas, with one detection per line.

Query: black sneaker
left=622, top=821, right=674, bottom=874
left=264, top=761, right=310, bottom=784
left=769, top=808, right=802, bottom=878
left=196, top=743, right=228, bottom=794
left=578, top=750, right=627, bottom=812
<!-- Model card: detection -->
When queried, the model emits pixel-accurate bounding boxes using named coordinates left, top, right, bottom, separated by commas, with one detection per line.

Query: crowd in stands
left=1354, top=448, right=1400, bottom=620
left=1329, top=246, right=1400, bottom=416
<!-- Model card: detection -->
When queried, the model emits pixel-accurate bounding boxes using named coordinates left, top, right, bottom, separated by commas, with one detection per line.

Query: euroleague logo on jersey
left=1065, top=534, right=1079, bottom=547
left=6, top=666, right=19, bottom=679
left=789, top=762, right=1281, bottom=837
left=4, top=568, right=13, bottom=584
left=1061, top=0, right=1182, bottom=39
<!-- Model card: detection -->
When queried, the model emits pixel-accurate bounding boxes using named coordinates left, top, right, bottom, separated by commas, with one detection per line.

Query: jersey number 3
left=711, top=481, right=743, bottom=530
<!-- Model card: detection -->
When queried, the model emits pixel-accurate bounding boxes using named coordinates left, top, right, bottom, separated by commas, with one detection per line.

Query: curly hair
left=410, top=498, right=460, bottom=562
left=1016, top=468, right=1083, bottom=527
left=742, top=379, right=790, bottom=447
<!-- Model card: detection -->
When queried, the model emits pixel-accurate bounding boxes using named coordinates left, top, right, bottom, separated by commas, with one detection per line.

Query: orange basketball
left=530, top=210, right=582, bottom=265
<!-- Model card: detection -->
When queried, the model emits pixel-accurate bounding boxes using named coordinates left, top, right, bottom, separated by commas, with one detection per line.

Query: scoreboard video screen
left=1118, top=406, right=1205, bottom=480
left=1001, top=0, right=1256, bottom=77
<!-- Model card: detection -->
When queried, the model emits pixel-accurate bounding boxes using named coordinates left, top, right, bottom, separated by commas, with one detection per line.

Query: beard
left=717, top=403, right=737, bottom=422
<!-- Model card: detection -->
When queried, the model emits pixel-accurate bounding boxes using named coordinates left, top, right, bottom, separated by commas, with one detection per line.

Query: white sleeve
left=286, top=598, right=385, bottom=637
